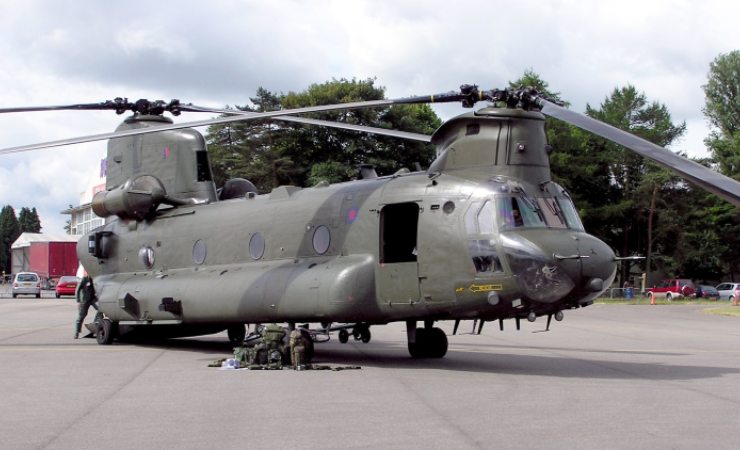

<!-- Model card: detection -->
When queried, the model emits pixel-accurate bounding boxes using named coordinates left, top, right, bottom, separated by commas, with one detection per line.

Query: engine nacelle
left=92, top=175, right=166, bottom=220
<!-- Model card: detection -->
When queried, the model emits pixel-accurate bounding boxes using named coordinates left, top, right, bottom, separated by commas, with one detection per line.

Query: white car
left=12, top=272, right=42, bottom=298
left=715, top=282, right=740, bottom=301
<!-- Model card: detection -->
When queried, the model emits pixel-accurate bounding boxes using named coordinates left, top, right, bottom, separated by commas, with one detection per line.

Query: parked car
left=55, top=276, right=80, bottom=298
left=715, top=282, right=740, bottom=301
left=12, top=272, right=41, bottom=298
left=695, top=285, right=719, bottom=299
left=646, top=278, right=695, bottom=301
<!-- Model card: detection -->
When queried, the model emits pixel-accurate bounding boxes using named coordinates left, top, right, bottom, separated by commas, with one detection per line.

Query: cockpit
left=463, top=181, right=585, bottom=279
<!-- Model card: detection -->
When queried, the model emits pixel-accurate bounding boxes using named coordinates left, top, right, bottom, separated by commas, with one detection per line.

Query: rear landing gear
left=227, top=324, right=246, bottom=345
left=96, top=318, right=117, bottom=345
left=337, top=324, right=371, bottom=344
left=407, top=321, right=447, bottom=358
left=338, top=329, right=349, bottom=343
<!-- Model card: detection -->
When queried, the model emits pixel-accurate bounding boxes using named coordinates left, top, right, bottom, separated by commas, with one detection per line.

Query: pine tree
left=0, top=205, right=20, bottom=274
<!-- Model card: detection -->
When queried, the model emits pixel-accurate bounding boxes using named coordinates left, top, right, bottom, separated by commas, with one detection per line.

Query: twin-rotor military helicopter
left=2, top=84, right=739, bottom=361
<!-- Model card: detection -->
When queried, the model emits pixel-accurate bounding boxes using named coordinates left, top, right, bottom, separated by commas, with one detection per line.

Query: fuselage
left=79, top=168, right=616, bottom=328
left=78, top=105, right=618, bottom=331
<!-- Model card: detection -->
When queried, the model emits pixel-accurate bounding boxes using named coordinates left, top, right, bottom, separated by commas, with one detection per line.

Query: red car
left=646, top=278, right=695, bottom=301
left=55, top=276, right=80, bottom=298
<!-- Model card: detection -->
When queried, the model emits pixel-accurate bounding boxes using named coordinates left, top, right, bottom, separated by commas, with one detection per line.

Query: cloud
left=0, top=0, right=737, bottom=232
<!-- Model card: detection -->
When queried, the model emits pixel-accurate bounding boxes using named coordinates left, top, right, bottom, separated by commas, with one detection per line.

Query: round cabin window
left=312, top=225, right=331, bottom=255
left=192, top=239, right=207, bottom=265
left=249, top=232, right=265, bottom=260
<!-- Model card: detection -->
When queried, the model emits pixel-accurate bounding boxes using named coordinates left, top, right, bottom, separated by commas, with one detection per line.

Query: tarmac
left=1, top=288, right=739, bottom=449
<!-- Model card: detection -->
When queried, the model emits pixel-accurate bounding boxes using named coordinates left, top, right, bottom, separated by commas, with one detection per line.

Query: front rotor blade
left=186, top=105, right=431, bottom=143
left=540, top=100, right=740, bottom=207
left=0, top=99, right=396, bottom=155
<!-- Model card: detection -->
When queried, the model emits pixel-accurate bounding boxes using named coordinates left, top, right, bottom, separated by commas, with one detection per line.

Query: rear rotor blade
left=0, top=99, right=395, bottom=155
left=0, top=86, right=487, bottom=155
left=0, top=98, right=186, bottom=116
left=539, top=99, right=740, bottom=207
left=0, top=102, right=121, bottom=114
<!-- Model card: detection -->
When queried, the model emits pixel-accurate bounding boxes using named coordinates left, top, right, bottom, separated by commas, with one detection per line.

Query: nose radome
left=500, top=232, right=576, bottom=303
left=507, top=230, right=616, bottom=297
left=577, top=233, right=617, bottom=291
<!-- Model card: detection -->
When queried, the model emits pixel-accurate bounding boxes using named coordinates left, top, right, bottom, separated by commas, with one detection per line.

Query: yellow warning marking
left=455, top=287, right=465, bottom=293
left=468, top=284, right=502, bottom=293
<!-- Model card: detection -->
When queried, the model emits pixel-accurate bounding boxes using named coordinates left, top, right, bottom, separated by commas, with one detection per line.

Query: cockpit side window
left=464, top=201, right=481, bottom=234
left=477, top=200, right=495, bottom=234
left=556, top=196, right=584, bottom=231
left=464, top=200, right=503, bottom=274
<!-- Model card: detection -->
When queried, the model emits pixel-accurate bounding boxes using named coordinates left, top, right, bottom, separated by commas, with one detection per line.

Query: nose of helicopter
left=501, top=230, right=617, bottom=303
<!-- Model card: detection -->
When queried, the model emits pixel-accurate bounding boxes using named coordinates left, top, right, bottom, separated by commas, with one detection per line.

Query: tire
left=12, top=293, right=16, bottom=298
left=227, top=324, right=246, bottom=345
left=427, top=327, right=448, bottom=358
left=338, top=329, right=349, bottom=344
left=55, top=293, right=60, bottom=299
left=96, top=318, right=116, bottom=345
left=408, top=328, right=429, bottom=358
left=666, top=293, right=672, bottom=301
left=36, top=293, right=41, bottom=298
left=299, top=328, right=314, bottom=363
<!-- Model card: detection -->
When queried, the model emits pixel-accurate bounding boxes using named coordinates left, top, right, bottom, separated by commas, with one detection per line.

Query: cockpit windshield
left=464, top=185, right=585, bottom=233
left=495, top=195, right=584, bottom=231
left=496, top=196, right=546, bottom=230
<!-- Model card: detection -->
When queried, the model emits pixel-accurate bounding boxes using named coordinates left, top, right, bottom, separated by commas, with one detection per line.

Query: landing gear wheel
left=408, top=327, right=448, bottom=358
left=352, top=324, right=371, bottom=343
left=227, top=324, right=246, bottom=345
left=427, top=327, right=448, bottom=358
left=408, top=328, right=428, bottom=358
left=96, top=318, right=117, bottom=345
left=360, top=327, right=371, bottom=343
left=338, top=329, right=349, bottom=344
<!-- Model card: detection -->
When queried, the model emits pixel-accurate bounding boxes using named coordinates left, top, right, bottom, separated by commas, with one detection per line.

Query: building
left=62, top=158, right=106, bottom=235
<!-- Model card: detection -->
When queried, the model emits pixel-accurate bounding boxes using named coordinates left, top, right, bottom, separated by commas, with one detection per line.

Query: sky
left=0, top=0, right=737, bottom=233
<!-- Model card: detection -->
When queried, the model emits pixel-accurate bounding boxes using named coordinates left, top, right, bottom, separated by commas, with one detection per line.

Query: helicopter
left=2, top=85, right=739, bottom=361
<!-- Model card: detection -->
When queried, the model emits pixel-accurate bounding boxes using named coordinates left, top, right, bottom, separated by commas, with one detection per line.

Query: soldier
left=289, top=328, right=307, bottom=369
left=74, top=275, right=98, bottom=339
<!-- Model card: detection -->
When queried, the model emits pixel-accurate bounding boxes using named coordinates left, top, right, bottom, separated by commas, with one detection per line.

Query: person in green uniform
left=74, top=275, right=98, bottom=339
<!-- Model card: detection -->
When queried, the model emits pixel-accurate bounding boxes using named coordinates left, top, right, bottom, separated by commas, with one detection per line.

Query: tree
left=703, top=50, right=740, bottom=178
left=18, top=207, right=42, bottom=233
left=0, top=205, right=20, bottom=274
left=583, top=86, right=686, bottom=284
left=695, top=51, right=740, bottom=281
left=206, top=78, right=441, bottom=191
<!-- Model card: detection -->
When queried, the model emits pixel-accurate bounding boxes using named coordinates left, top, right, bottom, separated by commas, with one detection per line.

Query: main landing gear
left=337, top=323, right=371, bottom=344
left=406, top=321, right=447, bottom=358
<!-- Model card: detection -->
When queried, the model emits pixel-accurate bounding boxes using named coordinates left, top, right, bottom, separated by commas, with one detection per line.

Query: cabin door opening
left=377, top=202, right=420, bottom=303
